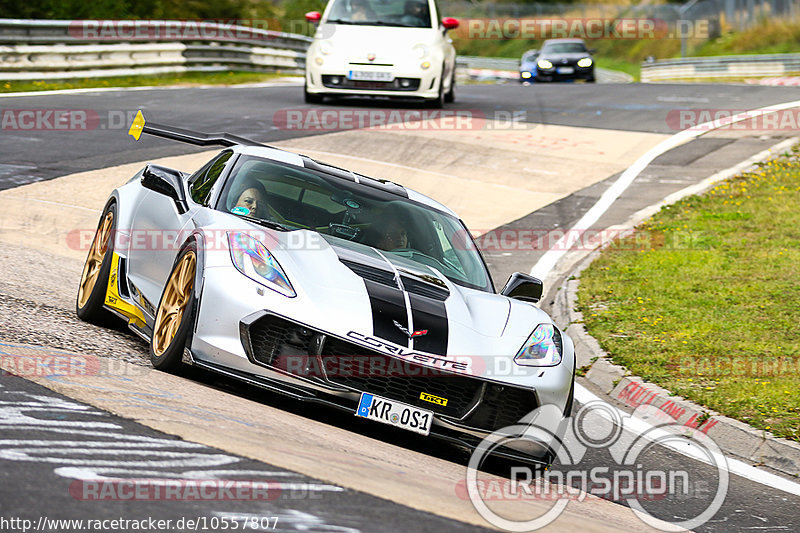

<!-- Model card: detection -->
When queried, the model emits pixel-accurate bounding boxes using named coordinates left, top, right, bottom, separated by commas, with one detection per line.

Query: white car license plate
left=557, top=67, right=574, bottom=74
left=347, top=70, right=394, bottom=82
left=355, top=393, right=433, bottom=435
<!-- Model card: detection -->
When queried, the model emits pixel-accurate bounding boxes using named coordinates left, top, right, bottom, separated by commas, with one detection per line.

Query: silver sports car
left=76, top=112, right=575, bottom=463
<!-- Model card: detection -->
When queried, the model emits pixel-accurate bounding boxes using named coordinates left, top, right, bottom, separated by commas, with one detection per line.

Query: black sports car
left=532, top=38, right=595, bottom=83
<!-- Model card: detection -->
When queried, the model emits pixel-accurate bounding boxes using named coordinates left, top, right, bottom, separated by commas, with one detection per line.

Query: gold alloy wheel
left=77, top=211, right=114, bottom=308
left=152, top=251, right=196, bottom=357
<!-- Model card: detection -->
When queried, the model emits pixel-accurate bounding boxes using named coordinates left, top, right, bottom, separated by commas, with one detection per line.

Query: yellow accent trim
left=128, top=110, right=145, bottom=141
left=105, top=253, right=146, bottom=327
left=420, top=392, right=448, bottom=407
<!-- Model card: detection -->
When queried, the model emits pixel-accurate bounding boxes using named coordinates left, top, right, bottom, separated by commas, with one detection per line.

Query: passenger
left=350, top=0, right=375, bottom=21
left=402, top=0, right=429, bottom=26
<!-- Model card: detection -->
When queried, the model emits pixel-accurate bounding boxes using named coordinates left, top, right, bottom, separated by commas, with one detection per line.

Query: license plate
left=347, top=70, right=393, bottom=82
left=557, top=67, right=574, bottom=74
left=355, top=393, right=433, bottom=436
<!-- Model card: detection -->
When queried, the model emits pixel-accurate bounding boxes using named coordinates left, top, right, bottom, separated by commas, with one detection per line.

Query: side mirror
left=141, top=164, right=189, bottom=214
left=589, top=48, right=597, bottom=54
left=500, top=272, right=543, bottom=303
left=305, top=11, right=322, bottom=23
left=441, top=17, right=459, bottom=31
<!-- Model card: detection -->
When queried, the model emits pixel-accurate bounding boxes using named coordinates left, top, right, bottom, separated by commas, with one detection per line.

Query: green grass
left=578, top=147, right=800, bottom=441
left=0, top=70, right=292, bottom=93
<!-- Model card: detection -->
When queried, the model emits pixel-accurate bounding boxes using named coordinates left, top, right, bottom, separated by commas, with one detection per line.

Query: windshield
left=217, top=155, right=492, bottom=291
left=542, top=43, right=588, bottom=54
left=325, top=0, right=432, bottom=28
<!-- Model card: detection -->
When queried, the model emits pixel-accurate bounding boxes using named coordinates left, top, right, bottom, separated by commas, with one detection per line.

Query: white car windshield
left=326, top=0, right=432, bottom=28
left=217, top=156, right=493, bottom=292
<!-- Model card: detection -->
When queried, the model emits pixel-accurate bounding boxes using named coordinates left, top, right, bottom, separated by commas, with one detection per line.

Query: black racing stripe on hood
left=364, top=280, right=409, bottom=347
left=409, top=293, right=448, bottom=355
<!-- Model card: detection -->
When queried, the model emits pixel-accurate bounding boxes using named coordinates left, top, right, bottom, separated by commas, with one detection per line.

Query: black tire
left=586, top=78, right=596, bottom=83
left=444, top=68, right=455, bottom=103
left=304, top=81, right=323, bottom=104
left=150, top=243, right=198, bottom=372
left=76, top=200, right=117, bottom=325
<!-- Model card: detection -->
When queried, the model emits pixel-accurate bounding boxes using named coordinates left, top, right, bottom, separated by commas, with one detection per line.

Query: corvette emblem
left=393, top=320, right=428, bottom=338
left=367, top=53, right=376, bottom=61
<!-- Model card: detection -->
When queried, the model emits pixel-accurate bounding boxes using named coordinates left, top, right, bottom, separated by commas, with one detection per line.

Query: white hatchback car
left=304, top=0, right=458, bottom=107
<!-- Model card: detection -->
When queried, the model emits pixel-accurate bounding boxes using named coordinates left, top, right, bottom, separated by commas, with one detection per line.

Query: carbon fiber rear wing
left=127, top=110, right=270, bottom=148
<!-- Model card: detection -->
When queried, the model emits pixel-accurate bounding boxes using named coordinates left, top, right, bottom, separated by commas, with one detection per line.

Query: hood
left=262, top=230, right=528, bottom=359
left=540, top=52, right=591, bottom=62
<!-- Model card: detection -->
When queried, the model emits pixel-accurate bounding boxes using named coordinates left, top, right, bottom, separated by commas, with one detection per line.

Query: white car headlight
left=413, top=44, right=428, bottom=59
left=577, top=57, right=593, bottom=68
left=514, top=323, right=562, bottom=366
left=537, top=59, right=553, bottom=70
left=319, top=41, right=334, bottom=55
left=228, top=232, right=295, bottom=297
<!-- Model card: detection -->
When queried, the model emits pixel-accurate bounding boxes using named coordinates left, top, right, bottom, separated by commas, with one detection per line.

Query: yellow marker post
left=128, top=110, right=146, bottom=141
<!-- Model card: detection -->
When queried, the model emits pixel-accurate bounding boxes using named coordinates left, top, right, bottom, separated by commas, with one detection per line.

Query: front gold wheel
left=152, top=251, right=196, bottom=357
left=78, top=211, right=113, bottom=309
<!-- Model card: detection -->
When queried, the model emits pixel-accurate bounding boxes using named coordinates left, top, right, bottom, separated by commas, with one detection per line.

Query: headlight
left=514, top=323, right=562, bottom=367
left=577, top=57, right=593, bottom=68
left=537, top=59, right=553, bottom=70
left=319, top=41, right=333, bottom=55
left=521, top=71, right=532, bottom=79
left=228, top=232, right=295, bottom=297
left=413, top=44, right=428, bottom=59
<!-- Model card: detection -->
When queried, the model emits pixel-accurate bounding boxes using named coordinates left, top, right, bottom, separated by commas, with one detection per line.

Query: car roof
left=230, top=145, right=458, bottom=217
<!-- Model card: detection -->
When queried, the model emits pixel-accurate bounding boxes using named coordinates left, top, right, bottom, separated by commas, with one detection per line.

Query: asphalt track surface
left=2, top=81, right=800, bottom=188
left=1, top=82, right=800, bottom=532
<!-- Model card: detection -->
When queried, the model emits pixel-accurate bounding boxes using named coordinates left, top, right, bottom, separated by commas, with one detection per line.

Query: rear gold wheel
left=150, top=246, right=197, bottom=370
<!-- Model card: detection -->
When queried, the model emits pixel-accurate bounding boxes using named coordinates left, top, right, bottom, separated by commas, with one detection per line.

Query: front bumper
left=190, top=266, right=572, bottom=462
left=305, top=62, right=443, bottom=99
left=535, top=66, right=594, bottom=82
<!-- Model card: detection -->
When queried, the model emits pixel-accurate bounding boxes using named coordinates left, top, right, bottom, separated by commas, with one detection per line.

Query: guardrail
left=0, top=19, right=312, bottom=80
left=641, top=53, right=800, bottom=82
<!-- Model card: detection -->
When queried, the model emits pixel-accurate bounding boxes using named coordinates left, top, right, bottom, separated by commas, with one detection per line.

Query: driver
left=231, top=180, right=268, bottom=218
left=377, top=220, right=409, bottom=250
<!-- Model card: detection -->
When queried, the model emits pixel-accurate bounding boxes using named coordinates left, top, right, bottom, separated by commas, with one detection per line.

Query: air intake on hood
left=341, top=259, right=398, bottom=288
left=400, top=275, right=449, bottom=301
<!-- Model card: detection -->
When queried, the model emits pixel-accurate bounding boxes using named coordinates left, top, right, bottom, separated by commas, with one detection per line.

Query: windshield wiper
left=239, top=214, right=289, bottom=232
left=326, top=19, right=416, bottom=27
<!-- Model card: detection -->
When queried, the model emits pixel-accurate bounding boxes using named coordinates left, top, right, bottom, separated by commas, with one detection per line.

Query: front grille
left=322, top=75, right=421, bottom=91
left=341, top=259, right=397, bottom=287
left=461, top=383, right=538, bottom=431
left=320, top=336, right=483, bottom=418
